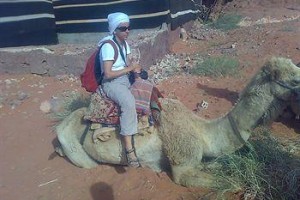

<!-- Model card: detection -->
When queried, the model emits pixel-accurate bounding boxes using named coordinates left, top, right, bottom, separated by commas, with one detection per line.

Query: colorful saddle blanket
left=84, top=81, right=163, bottom=126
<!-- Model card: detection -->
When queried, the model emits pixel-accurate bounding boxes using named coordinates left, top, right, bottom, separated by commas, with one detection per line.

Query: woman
left=99, top=12, right=141, bottom=168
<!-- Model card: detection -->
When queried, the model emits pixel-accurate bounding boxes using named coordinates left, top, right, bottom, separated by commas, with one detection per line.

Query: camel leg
left=56, top=108, right=98, bottom=168
left=171, top=164, right=217, bottom=188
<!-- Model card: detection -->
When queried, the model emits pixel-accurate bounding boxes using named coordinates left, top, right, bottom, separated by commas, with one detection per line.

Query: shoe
left=126, top=148, right=141, bottom=168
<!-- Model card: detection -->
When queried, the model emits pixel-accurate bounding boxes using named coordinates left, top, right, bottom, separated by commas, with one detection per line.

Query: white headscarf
left=107, top=12, right=130, bottom=35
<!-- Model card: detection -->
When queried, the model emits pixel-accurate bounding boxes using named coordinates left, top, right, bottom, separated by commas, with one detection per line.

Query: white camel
left=55, top=57, right=300, bottom=187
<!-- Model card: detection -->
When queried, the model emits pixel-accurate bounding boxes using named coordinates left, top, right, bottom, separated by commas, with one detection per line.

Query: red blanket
left=130, top=79, right=154, bottom=115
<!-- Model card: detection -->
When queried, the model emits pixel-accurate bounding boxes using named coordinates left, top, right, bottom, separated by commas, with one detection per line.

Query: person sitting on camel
left=99, top=12, right=141, bottom=168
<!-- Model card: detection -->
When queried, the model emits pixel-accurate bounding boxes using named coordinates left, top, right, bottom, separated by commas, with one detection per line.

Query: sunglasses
left=116, top=26, right=130, bottom=32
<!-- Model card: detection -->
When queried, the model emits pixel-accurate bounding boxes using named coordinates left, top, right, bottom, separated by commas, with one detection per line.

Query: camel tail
left=55, top=107, right=98, bottom=168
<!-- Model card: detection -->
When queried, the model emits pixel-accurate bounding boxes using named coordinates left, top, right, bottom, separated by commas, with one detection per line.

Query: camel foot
left=55, top=146, right=65, bottom=157
left=172, top=165, right=216, bottom=188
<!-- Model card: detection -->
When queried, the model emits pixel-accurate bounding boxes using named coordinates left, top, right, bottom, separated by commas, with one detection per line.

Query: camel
left=55, top=57, right=300, bottom=188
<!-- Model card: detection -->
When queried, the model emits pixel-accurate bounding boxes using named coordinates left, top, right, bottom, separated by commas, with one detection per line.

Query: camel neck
left=204, top=75, right=288, bottom=156
left=230, top=86, right=273, bottom=130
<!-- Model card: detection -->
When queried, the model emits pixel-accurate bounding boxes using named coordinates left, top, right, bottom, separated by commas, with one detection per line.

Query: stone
left=40, top=100, right=51, bottom=113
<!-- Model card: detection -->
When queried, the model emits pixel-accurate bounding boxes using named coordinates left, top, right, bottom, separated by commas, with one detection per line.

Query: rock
left=180, top=27, right=188, bottom=41
left=17, top=91, right=29, bottom=101
left=40, top=100, right=51, bottom=113
left=4, top=79, right=12, bottom=85
left=9, top=99, right=22, bottom=109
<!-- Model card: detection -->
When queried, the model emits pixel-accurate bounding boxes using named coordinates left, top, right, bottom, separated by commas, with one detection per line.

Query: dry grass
left=211, top=128, right=300, bottom=199
left=49, top=91, right=90, bottom=122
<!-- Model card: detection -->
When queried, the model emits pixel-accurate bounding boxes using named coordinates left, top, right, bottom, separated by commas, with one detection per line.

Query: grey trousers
left=101, top=75, right=138, bottom=136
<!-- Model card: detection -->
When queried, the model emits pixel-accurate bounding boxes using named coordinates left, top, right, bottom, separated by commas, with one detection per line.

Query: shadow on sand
left=90, top=182, right=114, bottom=200
left=197, top=83, right=239, bottom=105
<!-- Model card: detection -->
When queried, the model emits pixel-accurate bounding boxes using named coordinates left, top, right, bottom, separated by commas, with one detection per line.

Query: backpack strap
left=95, top=40, right=118, bottom=84
left=113, top=36, right=128, bottom=66
left=112, top=36, right=134, bottom=84
left=99, top=40, right=118, bottom=62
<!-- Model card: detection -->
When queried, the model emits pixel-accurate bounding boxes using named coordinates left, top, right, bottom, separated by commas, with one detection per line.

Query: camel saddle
left=83, top=84, right=163, bottom=140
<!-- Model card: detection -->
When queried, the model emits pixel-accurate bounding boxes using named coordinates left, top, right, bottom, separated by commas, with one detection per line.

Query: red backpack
left=80, top=40, right=118, bottom=92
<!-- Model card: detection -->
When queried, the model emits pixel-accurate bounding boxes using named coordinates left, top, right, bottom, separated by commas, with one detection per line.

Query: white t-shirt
left=99, top=40, right=131, bottom=72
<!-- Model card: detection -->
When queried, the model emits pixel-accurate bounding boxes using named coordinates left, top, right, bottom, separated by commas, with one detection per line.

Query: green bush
left=208, top=13, right=242, bottom=31
left=191, top=56, right=239, bottom=77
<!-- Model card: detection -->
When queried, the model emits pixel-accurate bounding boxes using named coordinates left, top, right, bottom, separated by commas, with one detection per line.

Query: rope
left=227, top=113, right=246, bottom=145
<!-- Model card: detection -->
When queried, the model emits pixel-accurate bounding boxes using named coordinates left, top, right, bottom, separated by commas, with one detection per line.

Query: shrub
left=208, top=13, right=242, bottom=31
left=50, top=91, right=90, bottom=122
left=191, top=56, right=239, bottom=77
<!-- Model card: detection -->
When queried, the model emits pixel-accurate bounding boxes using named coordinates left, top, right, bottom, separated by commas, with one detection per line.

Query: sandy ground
left=1, top=1, right=300, bottom=199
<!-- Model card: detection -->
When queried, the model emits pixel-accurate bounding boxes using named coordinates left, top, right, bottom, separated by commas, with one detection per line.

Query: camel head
left=237, top=57, right=300, bottom=126
left=262, top=57, right=300, bottom=120
left=268, top=58, right=300, bottom=117
left=263, top=57, right=300, bottom=101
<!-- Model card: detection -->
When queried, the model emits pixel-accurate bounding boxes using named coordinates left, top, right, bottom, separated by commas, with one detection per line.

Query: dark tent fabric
left=53, top=0, right=170, bottom=33
left=169, top=0, right=202, bottom=30
left=0, top=0, right=58, bottom=48
left=53, top=0, right=203, bottom=33
left=0, top=0, right=204, bottom=47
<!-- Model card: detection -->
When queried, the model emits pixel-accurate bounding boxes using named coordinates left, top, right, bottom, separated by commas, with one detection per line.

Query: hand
left=131, top=63, right=142, bottom=73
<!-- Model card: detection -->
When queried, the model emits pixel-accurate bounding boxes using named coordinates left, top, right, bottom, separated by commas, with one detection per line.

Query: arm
left=103, top=60, right=136, bottom=79
left=101, top=42, right=141, bottom=79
